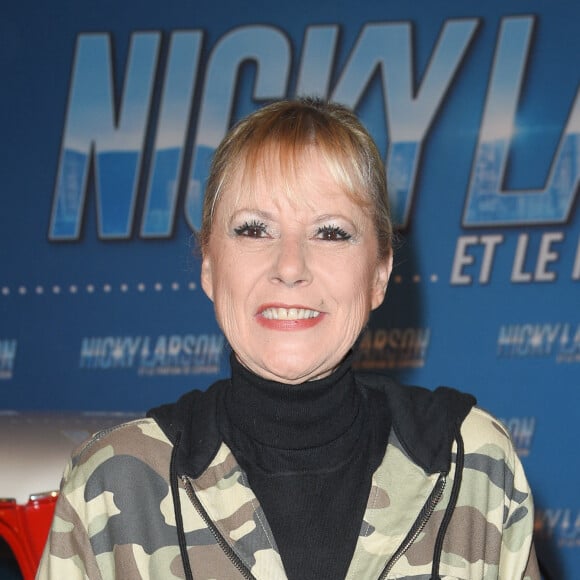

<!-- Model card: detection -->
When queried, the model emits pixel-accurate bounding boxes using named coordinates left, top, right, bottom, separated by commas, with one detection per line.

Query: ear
left=201, top=253, right=215, bottom=302
left=371, top=253, right=393, bottom=310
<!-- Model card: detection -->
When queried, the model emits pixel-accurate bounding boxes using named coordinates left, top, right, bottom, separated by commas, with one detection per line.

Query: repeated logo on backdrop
left=497, top=322, right=580, bottom=363
left=354, top=327, right=430, bottom=370
left=79, top=334, right=225, bottom=377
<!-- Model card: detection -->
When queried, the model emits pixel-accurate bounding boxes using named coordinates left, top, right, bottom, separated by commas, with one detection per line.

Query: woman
left=37, top=99, right=539, bottom=579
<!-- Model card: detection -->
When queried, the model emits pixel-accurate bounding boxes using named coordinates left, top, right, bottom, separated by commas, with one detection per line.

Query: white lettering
left=479, top=234, right=503, bottom=283
left=451, top=235, right=478, bottom=284
left=534, top=232, right=563, bottom=281
left=511, top=234, right=533, bottom=282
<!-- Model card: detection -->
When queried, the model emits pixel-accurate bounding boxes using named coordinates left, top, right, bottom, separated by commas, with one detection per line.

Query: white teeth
left=261, top=307, right=321, bottom=320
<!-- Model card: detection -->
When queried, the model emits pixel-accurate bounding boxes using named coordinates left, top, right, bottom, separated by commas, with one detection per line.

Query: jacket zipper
left=377, top=473, right=446, bottom=579
left=181, top=476, right=256, bottom=580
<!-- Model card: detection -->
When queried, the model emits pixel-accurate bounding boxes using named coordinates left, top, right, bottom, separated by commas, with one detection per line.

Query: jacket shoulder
left=40, top=418, right=186, bottom=579
left=461, top=406, right=516, bottom=458
left=68, top=417, right=173, bottom=475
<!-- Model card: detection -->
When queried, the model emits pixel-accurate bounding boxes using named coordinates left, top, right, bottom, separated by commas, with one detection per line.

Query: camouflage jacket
left=37, top=376, right=539, bottom=579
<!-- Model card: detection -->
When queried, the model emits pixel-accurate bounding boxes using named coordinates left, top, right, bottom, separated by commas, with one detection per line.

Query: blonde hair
left=200, top=98, right=393, bottom=259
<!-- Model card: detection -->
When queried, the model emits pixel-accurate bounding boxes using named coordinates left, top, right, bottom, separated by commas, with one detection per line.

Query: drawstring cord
left=170, top=431, right=194, bottom=580
left=431, top=424, right=465, bottom=580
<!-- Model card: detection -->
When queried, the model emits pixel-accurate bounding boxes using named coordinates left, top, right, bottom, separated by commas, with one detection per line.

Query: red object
left=0, top=493, right=57, bottom=580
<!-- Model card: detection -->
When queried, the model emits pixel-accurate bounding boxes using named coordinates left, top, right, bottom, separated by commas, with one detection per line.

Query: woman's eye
left=316, top=225, right=352, bottom=241
left=234, top=220, right=268, bottom=238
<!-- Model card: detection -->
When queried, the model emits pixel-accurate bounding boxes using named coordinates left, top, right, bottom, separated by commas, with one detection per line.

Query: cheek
left=212, top=289, right=246, bottom=345
left=333, top=261, right=377, bottom=303
left=211, top=261, right=255, bottom=327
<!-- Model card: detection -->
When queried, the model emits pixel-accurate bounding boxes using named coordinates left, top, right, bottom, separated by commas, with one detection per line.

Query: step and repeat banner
left=1, top=0, right=578, bottom=576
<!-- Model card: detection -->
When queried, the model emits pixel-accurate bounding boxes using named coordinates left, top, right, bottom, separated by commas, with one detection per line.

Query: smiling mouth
left=260, top=307, right=321, bottom=321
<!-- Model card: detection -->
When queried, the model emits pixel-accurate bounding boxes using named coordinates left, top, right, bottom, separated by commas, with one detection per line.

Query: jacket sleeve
left=462, top=408, right=540, bottom=580
left=36, top=454, right=103, bottom=580
left=498, top=436, right=540, bottom=580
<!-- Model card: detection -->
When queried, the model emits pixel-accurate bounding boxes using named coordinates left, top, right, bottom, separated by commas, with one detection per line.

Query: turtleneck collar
left=223, top=352, right=362, bottom=451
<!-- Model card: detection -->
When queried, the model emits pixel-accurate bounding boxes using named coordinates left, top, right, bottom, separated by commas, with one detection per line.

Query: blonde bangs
left=228, top=114, right=373, bottom=209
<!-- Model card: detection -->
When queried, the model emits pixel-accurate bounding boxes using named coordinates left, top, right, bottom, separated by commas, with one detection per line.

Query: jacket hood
left=147, top=374, right=476, bottom=478
left=356, top=373, right=476, bottom=474
left=148, top=380, right=228, bottom=478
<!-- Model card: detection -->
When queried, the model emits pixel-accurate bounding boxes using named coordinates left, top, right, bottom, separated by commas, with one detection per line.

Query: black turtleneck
left=219, top=354, right=391, bottom=580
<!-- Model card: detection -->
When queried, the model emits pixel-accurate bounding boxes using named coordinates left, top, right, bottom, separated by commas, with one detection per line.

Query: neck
left=224, top=352, right=359, bottom=450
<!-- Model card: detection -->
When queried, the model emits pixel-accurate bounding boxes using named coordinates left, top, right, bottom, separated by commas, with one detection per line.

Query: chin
left=260, top=354, right=333, bottom=384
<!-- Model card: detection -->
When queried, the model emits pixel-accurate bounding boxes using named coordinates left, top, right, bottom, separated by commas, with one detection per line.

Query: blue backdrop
left=1, top=0, right=578, bottom=576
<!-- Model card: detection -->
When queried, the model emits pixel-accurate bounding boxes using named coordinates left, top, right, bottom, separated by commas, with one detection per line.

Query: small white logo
left=497, top=323, right=580, bottom=363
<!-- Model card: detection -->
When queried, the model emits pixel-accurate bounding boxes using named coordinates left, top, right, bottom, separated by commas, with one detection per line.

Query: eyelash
left=233, top=221, right=352, bottom=241
left=316, top=225, right=351, bottom=241
left=234, top=220, right=268, bottom=238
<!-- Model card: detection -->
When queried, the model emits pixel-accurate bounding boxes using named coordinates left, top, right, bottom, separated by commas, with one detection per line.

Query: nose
left=271, top=235, right=312, bottom=287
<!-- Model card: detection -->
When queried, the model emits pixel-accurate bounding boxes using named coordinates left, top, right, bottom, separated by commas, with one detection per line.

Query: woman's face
left=201, top=150, right=392, bottom=384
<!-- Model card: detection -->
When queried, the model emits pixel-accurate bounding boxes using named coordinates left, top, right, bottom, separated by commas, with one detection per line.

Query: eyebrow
left=230, top=208, right=275, bottom=222
left=312, top=214, right=351, bottom=224
left=232, top=209, right=351, bottom=221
